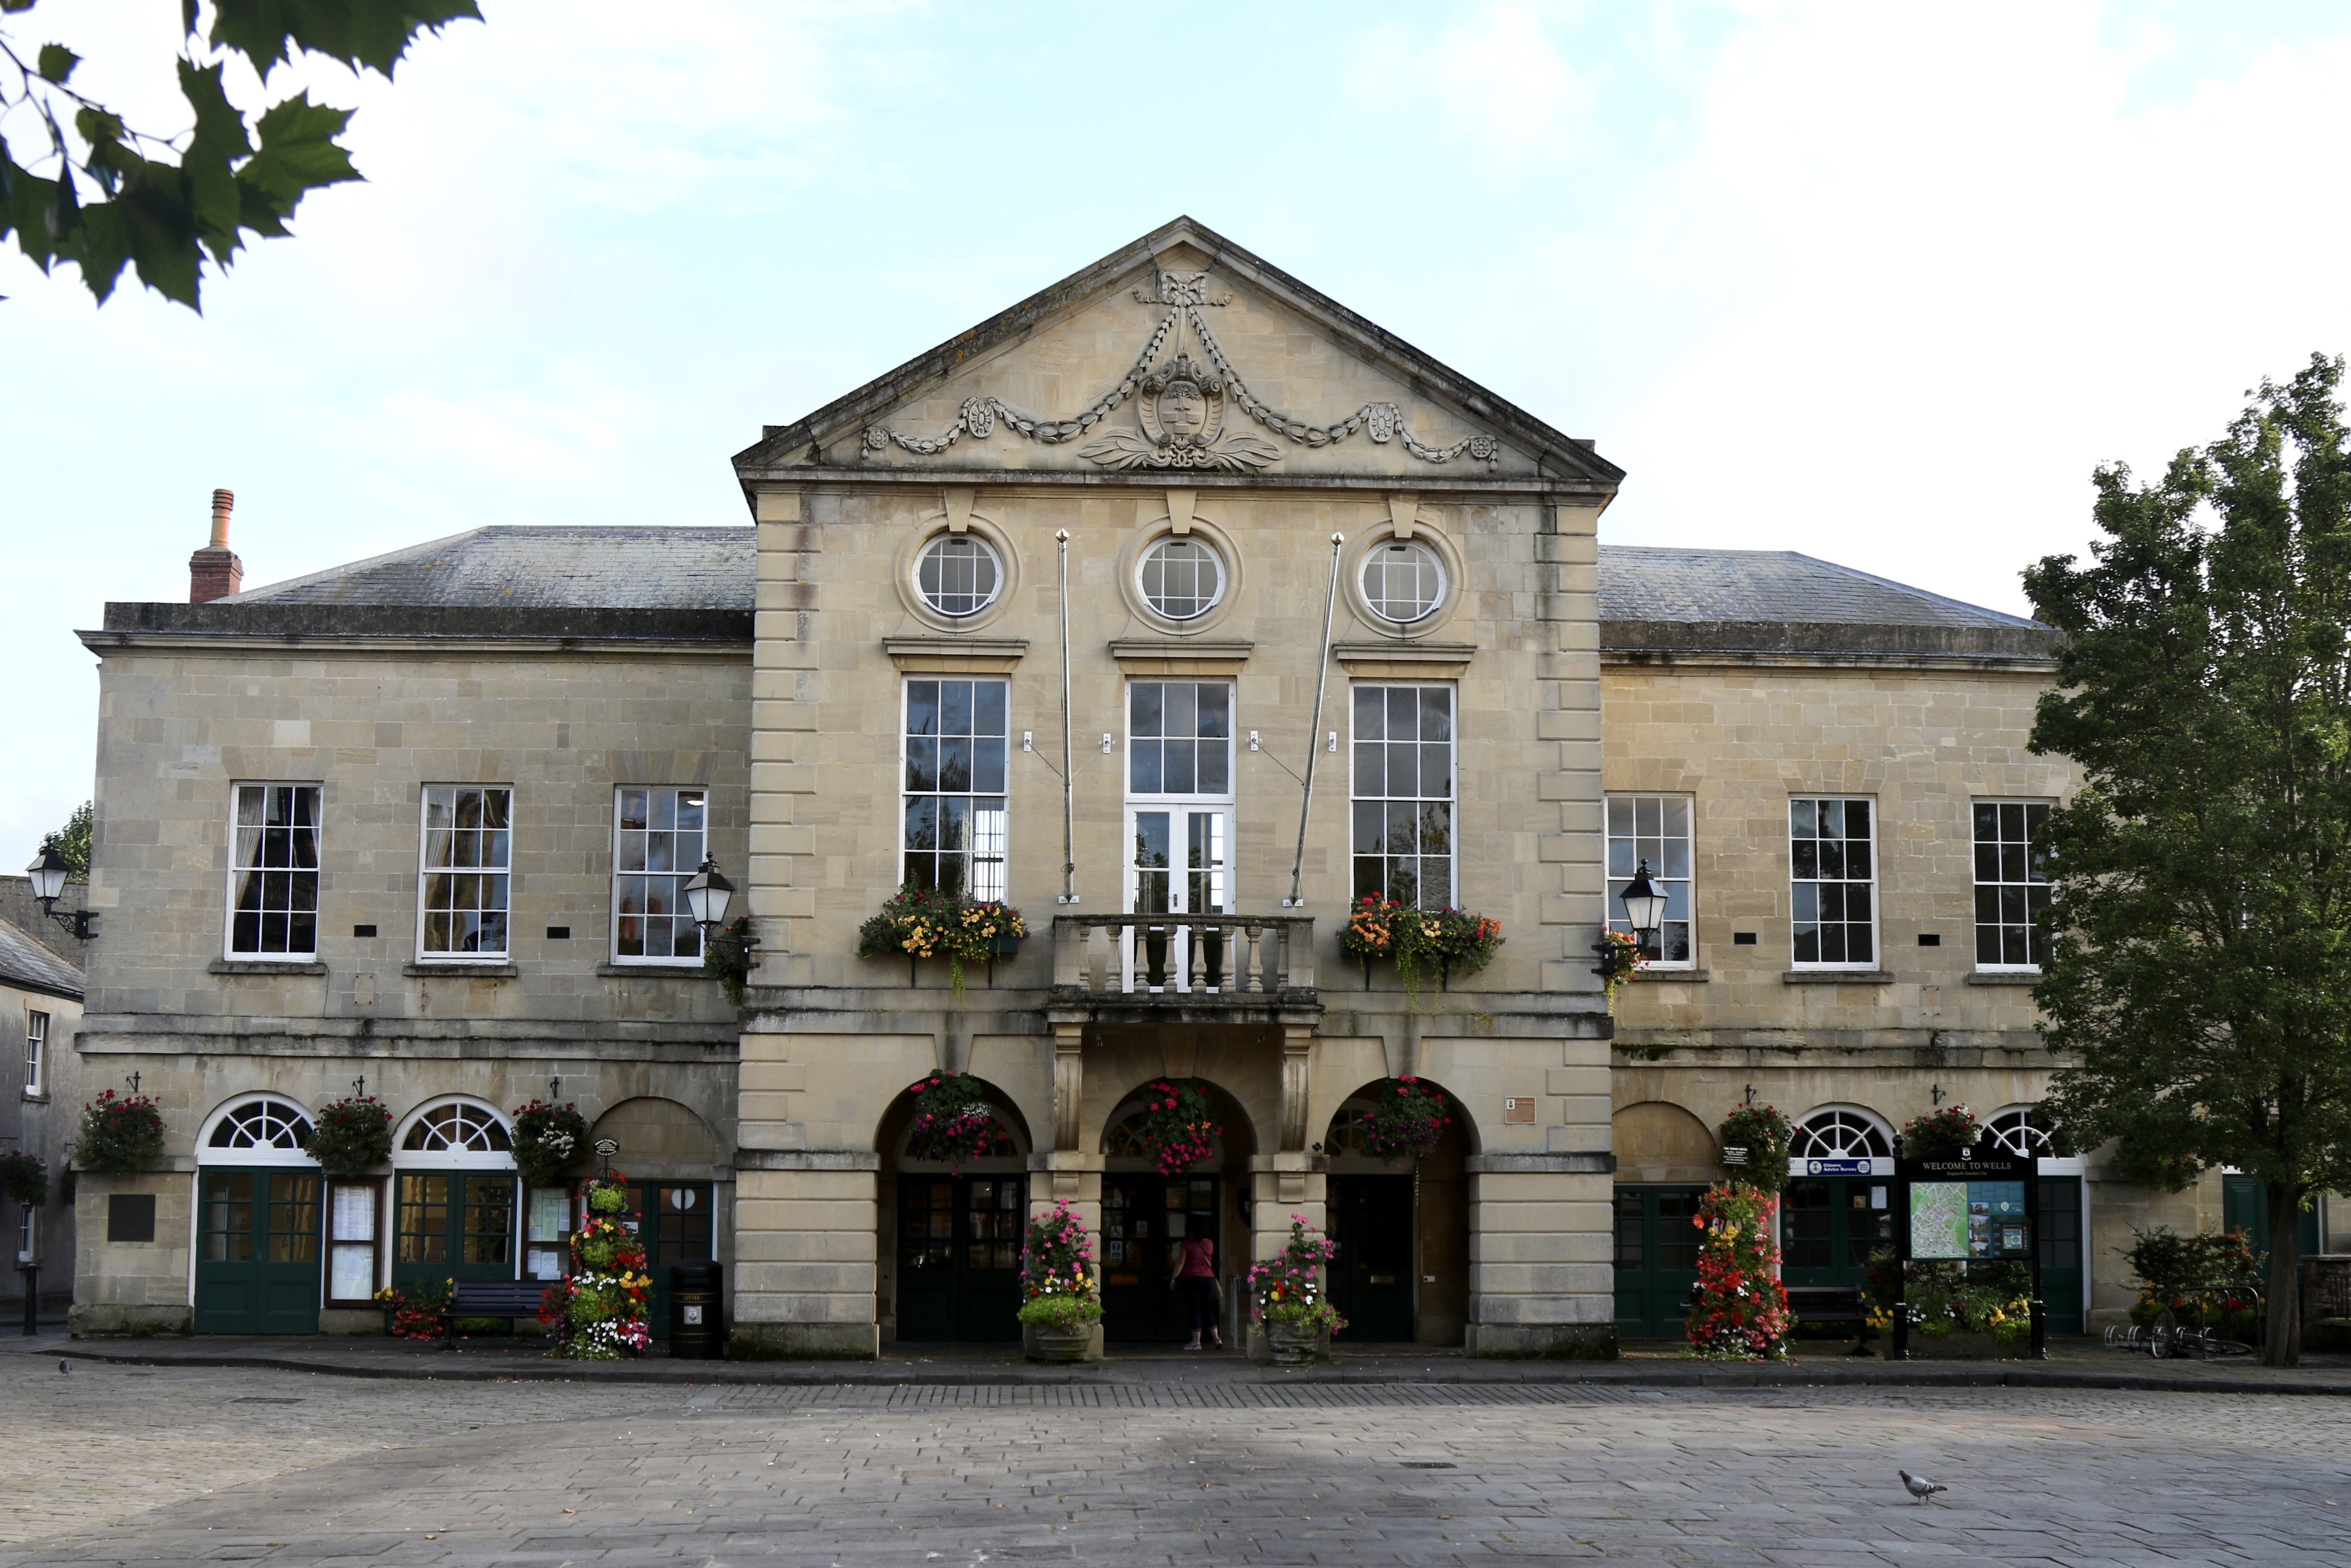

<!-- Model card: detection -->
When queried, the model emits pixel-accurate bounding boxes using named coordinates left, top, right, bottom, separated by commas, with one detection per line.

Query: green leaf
left=239, top=91, right=360, bottom=211
left=208, top=0, right=480, bottom=79
left=36, top=43, right=79, bottom=84
left=177, top=59, right=253, bottom=160
left=176, top=59, right=252, bottom=253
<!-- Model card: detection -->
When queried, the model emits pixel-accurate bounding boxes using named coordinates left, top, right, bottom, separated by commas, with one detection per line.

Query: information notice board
left=1893, top=1144, right=2044, bottom=1357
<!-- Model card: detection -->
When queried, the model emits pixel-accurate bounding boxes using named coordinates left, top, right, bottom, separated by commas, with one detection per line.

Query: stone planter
left=1265, top=1323, right=1327, bottom=1366
left=1022, top=1321, right=1103, bottom=1363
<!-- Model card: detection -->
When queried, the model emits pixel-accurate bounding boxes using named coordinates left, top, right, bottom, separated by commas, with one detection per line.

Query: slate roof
left=219, top=526, right=755, bottom=610
left=0, top=915, right=83, bottom=1002
left=1598, top=546, right=2056, bottom=662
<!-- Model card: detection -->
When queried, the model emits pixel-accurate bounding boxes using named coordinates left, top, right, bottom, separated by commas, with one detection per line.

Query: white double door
left=1125, top=806, right=1229, bottom=990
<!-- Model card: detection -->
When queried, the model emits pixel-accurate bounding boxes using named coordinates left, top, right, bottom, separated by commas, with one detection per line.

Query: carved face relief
left=1157, top=378, right=1208, bottom=443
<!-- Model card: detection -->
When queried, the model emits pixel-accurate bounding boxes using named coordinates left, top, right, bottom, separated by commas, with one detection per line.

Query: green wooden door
left=2037, top=1176, right=2084, bottom=1334
left=1329, top=1175, right=1414, bottom=1342
left=622, top=1180, right=716, bottom=1335
left=1782, top=1177, right=1893, bottom=1288
left=2224, top=1174, right=2321, bottom=1258
left=1613, top=1186, right=1705, bottom=1339
left=1101, top=1176, right=1219, bottom=1343
left=194, top=1169, right=323, bottom=1334
left=895, top=1175, right=1025, bottom=1342
left=394, top=1172, right=518, bottom=1287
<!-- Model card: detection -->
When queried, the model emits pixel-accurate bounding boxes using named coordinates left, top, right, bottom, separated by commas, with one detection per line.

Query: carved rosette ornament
left=862, top=270, right=1502, bottom=470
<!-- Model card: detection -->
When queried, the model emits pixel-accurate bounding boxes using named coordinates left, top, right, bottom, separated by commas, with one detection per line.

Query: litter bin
left=669, top=1261, right=724, bottom=1359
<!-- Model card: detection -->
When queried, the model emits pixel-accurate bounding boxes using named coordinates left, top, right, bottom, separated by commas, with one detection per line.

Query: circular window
left=1139, top=537, right=1225, bottom=621
left=1362, top=540, right=1447, bottom=624
left=915, top=535, right=1003, bottom=618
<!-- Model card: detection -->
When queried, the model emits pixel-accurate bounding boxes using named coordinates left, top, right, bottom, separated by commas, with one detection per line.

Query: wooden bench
left=1784, top=1282, right=1876, bottom=1354
left=443, top=1279, right=555, bottom=1337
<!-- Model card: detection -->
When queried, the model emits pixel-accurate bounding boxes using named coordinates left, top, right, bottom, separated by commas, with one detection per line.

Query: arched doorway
left=392, top=1098, right=519, bottom=1294
left=1610, top=1101, right=1722, bottom=1340
left=1099, top=1078, right=1258, bottom=1347
left=1784, top=1105, right=1896, bottom=1293
left=877, top=1080, right=1032, bottom=1343
left=1322, top=1081, right=1473, bottom=1346
left=194, top=1095, right=322, bottom=1335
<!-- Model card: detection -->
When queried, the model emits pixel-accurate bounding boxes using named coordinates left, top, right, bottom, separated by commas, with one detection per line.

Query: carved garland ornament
left=862, top=274, right=1500, bottom=470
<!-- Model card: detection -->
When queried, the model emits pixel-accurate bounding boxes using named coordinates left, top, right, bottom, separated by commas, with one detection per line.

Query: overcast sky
left=7, top=1, right=2351, bottom=861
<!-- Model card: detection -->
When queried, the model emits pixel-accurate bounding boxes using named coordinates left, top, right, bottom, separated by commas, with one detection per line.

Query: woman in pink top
left=1171, top=1234, right=1221, bottom=1350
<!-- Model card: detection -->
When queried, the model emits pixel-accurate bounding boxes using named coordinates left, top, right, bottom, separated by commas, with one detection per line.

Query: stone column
left=730, top=1151, right=881, bottom=1359
left=1463, top=1150, right=1616, bottom=1358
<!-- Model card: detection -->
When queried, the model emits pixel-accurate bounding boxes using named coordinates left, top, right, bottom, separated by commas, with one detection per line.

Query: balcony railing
left=1052, top=914, right=1316, bottom=997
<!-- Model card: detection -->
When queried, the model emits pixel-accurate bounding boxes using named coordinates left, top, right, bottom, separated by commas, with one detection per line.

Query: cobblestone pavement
left=4, top=1354, right=2349, bottom=1566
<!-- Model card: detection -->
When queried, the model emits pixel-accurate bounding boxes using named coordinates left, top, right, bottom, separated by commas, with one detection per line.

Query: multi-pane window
left=23, top=1010, right=45, bottom=1098
left=916, top=535, right=1002, bottom=617
left=1605, top=795, right=1694, bottom=964
left=1974, top=801, right=2052, bottom=969
left=1361, top=540, right=1447, bottom=624
left=1790, top=797, right=1875, bottom=966
left=418, top=786, right=511, bottom=958
left=228, top=784, right=320, bottom=956
left=614, top=788, right=706, bottom=962
left=902, top=679, right=1008, bottom=898
left=1128, top=682, right=1231, bottom=798
left=1139, top=538, right=1225, bottom=620
left=1351, top=684, right=1455, bottom=910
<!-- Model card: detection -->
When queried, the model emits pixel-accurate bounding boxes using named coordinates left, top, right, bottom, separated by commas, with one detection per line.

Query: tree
left=44, top=798, right=90, bottom=878
left=0, top=0, right=477, bottom=311
left=2028, top=353, right=2351, bottom=1366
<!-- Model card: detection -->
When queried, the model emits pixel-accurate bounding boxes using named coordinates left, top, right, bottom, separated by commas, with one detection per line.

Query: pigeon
left=1900, top=1470, right=1947, bottom=1504
left=58, top=1360, right=69, bottom=1374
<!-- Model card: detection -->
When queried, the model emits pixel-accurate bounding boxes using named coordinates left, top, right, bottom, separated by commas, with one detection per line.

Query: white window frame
left=899, top=678, right=1010, bottom=900
left=1349, top=682, right=1458, bottom=911
left=610, top=786, right=709, bottom=966
left=1123, top=679, right=1235, bottom=991
left=224, top=782, right=323, bottom=960
left=1604, top=794, right=1695, bottom=968
left=1137, top=536, right=1227, bottom=622
left=1786, top=1105, right=1896, bottom=1177
left=914, top=534, right=1004, bottom=619
left=393, top=1097, right=519, bottom=1171
left=24, top=1009, right=46, bottom=1098
left=1360, top=539, right=1448, bottom=625
left=196, top=1095, right=321, bottom=1168
left=1789, top=795, right=1879, bottom=970
left=15, top=1205, right=34, bottom=1266
left=1972, top=798, right=2053, bottom=972
left=414, top=784, right=513, bottom=963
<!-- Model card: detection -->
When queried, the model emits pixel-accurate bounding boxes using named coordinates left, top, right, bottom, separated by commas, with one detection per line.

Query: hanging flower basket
left=1592, top=929, right=1646, bottom=1014
left=703, top=915, right=755, bottom=1006
left=76, top=1089, right=165, bottom=1173
left=511, top=1100, right=589, bottom=1189
left=303, top=1096, right=392, bottom=1176
left=1133, top=1079, right=1220, bottom=1176
left=856, top=885, right=1028, bottom=991
left=1901, top=1104, right=1979, bottom=1153
left=1715, top=1104, right=1794, bottom=1194
left=903, top=1071, right=999, bottom=1172
left=1358, top=1077, right=1451, bottom=1163
left=0, top=1150, right=48, bottom=1208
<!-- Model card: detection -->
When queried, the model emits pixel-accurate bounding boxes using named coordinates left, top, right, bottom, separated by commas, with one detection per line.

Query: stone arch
left=1320, top=1077, right=1472, bottom=1347
left=876, top=1074, right=1034, bottom=1347
left=874, top=1075, right=1035, bottom=1171
left=588, top=1097, right=723, bottom=1180
left=1613, top=1101, right=1724, bottom=1185
left=1322, top=1076, right=1480, bottom=1168
left=1099, top=1077, right=1260, bottom=1169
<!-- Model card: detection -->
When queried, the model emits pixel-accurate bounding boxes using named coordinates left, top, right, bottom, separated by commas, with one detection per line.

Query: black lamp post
left=23, top=842, right=96, bottom=940
left=684, top=855, right=755, bottom=980
left=1619, top=859, right=1669, bottom=958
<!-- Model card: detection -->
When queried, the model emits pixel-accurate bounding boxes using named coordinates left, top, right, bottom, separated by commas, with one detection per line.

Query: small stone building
left=0, top=888, right=85, bottom=1325
left=59, top=217, right=2275, bottom=1348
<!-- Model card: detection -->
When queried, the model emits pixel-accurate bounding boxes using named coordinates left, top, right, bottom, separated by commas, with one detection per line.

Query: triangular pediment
left=735, top=218, right=1621, bottom=490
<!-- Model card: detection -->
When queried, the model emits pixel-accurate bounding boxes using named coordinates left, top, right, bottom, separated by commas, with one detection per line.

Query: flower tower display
left=1684, top=1182, right=1792, bottom=1361
left=1016, top=1200, right=1102, bottom=1361
left=542, top=1171, right=651, bottom=1358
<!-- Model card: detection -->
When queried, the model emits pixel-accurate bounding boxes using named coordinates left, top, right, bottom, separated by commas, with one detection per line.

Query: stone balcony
left=1047, top=913, right=1320, bottom=1026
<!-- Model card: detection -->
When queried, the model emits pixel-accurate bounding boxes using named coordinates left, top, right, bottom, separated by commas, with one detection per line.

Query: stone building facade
left=58, top=217, right=2255, bottom=1350
left=0, top=893, right=83, bottom=1325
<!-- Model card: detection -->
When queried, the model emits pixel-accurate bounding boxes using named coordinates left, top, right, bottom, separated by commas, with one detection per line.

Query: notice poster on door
left=1910, top=1181, right=1970, bottom=1259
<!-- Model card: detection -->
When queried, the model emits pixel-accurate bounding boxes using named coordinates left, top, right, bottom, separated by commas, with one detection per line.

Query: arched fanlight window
left=206, top=1098, right=314, bottom=1152
left=401, top=1101, right=512, bottom=1154
left=1790, top=1108, right=1892, bottom=1160
left=1987, top=1107, right=2054, bottom=1158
